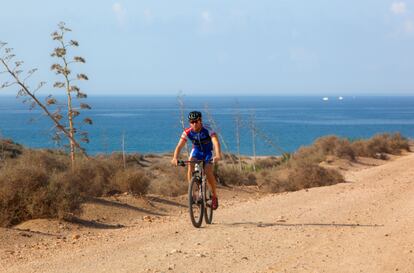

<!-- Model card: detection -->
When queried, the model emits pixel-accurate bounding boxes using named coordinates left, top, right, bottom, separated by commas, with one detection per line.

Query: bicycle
left=177, top=159, right=214, bottom=228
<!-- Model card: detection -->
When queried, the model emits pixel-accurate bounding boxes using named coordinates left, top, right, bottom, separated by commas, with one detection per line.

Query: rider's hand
left=213, top=155, right=221, bottom=163
left=171, top=158, right=178, bottom=166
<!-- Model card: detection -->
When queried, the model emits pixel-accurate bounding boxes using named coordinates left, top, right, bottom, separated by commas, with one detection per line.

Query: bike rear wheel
left=204, top=185, right=213, bottom=224
left=188, top=177, right=204, bottom=228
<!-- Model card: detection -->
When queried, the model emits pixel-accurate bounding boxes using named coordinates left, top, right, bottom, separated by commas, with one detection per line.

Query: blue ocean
left=0, top=96, right=413, bottom=156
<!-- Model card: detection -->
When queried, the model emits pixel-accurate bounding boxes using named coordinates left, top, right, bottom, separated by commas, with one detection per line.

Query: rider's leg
left=205, top=164, right=217, bottom=198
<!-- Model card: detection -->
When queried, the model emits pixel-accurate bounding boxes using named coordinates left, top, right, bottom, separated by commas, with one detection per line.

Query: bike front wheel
left=204, top=185, right=213, bottom=224
left=188, top=177, right=204, bottom=228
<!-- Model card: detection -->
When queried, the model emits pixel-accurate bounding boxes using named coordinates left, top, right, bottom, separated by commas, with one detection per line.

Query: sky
left=1, top=0, right=414, bottom=96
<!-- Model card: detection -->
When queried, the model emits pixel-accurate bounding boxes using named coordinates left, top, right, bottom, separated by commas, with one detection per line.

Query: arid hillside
left=1, top=148, right=413, bottom=272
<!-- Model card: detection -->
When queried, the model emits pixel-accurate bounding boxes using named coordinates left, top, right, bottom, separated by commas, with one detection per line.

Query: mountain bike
left=177, top=160, right=213, bottom=228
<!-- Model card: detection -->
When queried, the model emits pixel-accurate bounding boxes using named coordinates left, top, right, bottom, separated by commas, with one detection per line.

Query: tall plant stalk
left=50, top=22, right=92, bottom=168
left=177, top=91, right=189, bottom=157
left=0, top=43, right=86, bottom=160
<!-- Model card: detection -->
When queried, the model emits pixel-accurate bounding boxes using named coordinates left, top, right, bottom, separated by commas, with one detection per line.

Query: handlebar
left=177, top=159, right=214, bottom=167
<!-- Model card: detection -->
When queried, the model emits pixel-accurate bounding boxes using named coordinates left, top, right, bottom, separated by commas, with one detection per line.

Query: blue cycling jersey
left=181, top=124, right=216, bottom=160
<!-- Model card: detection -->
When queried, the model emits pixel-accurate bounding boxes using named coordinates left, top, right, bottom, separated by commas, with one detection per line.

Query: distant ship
left=338, top=96, right=344, bottom=100
left=322, top=97, right=329, bottom=101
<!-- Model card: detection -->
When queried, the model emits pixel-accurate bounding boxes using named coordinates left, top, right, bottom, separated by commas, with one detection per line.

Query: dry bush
left=352, top=133, right=411, bottom=157
left=16, top=149, right=69, bottom=172
left=96, top=152, right=146, bottom=168
left=0, top=157, right=81, bottom=227
left=71, top=157, right=116, bottom=196
left=110, top=169, right=150, bottom=194
left=0, top=138, right=23, bottom=160
left=293, top=146, right=325, bottom=164
left=313, top=135, right=356, bottom=161
left=216, top=165, right=256, bottom=186
left=287, top=160, right=345, bottom=190
left=257, top=169, right=294, bottom=193
left=255, top=156, right=281, bottom=169
left=257, top=156, right=344, bottom=193
left=222, top=153, right=239, bottom=163
left=147, top=161, right=188, bottom=196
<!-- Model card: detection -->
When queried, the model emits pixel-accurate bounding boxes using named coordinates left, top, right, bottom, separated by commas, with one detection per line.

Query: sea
left=0, top=96, right=413, bottom=156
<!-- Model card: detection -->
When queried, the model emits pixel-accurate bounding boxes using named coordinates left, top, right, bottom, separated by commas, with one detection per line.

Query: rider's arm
left=211, top=135, right=222, bottom=161
left=171, top=138, right=186, bottom=165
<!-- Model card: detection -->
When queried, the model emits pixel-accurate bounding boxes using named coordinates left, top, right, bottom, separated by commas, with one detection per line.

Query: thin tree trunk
left=235, top=112, right=242, bottom=171
left=62, top=50, right=75, bottom=168
left=122, top=131, right=126, bottom=169
left=250, top=113, right=256, bottom=172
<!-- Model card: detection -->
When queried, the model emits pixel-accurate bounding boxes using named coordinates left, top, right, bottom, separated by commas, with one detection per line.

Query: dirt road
left=3, top=153, right=414, bottom=273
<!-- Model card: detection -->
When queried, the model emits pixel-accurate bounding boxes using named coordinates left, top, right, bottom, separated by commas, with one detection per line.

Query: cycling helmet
left=188, top=111, right=202, bottom=121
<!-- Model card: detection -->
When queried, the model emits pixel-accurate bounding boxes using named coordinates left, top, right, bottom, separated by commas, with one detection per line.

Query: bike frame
left=178, top=159, right=213, bottom=227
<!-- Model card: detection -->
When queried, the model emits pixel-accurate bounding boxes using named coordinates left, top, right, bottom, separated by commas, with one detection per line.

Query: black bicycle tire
left=204, top=184, right=213, bottom=224
left=188, top=177, right=204, bottom=228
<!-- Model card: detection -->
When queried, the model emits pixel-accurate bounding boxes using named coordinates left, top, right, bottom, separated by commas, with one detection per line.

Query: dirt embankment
left=1, top=152, right=414, bottom=273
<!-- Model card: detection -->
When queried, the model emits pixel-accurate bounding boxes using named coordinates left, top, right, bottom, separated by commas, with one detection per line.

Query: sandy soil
left=1, top=152, right=414, bottom=273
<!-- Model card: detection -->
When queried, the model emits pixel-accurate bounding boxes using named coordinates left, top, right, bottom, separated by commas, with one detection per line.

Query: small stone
left=72, top=234, right=81, bottom=240
left=170, top=249, right=181, bottom=254
left=241, top=256, right=248, bottom=260
left=143, top=216, right=153, bottom=222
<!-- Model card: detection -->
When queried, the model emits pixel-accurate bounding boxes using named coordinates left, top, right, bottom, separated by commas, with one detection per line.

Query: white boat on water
left=338, top=96, right=344, bottom=100
left=322, top=97, right=329, bottom=101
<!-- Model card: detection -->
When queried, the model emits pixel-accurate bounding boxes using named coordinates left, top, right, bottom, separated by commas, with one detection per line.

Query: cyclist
left=171, top=111, right=221, bottom=210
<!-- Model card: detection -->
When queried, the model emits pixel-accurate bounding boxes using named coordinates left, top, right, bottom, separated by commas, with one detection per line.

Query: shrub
left=147, top=161, right=188, bottom=196
left=0, top=160, right=81, bottom=227
left=313, top=135, right=356, bottom=161
left=216, top=165, right=256, bottom=186
left=111, top=169, right=150, bottom=194
left=257, top=156, right=344, bottom=193
left=287, top=160, right=345, bottom=189
left=255, top=157, right=281, bottom=169
left=72, top=158, right=115, bottom=196
left=0, top=138, right=23, bottom=160
left=352, top=133, right=411, bottom=157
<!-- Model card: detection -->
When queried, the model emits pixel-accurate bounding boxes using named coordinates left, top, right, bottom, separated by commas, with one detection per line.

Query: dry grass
left=352, top=132, right=410, bottom=157
left=0, top=132, right=410, bottom=226
left=111, top=169, right=150, bottom=194
left=254, top=156, right=282, bottom=169
left=0, top=149, right=153, bottom=227
left=0, top=138, right=24, bottom=161
left=216, top=165, right=257, bottom=186
left=147, top=161, right=187, bottom=196
left=0, top=152, right=81, bottom=227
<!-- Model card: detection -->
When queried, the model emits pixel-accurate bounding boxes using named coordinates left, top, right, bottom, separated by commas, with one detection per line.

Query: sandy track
left=3, top=153, right=414, bottom=273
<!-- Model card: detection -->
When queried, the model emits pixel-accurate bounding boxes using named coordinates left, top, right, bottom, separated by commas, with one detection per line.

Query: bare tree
left=0, top=22, right=91, bottom=168
left=50, top=22, right=92, bottom=166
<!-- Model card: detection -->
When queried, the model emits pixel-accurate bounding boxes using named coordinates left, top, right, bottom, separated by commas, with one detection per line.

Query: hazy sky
left=1, top=0, right=414, bottom=96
